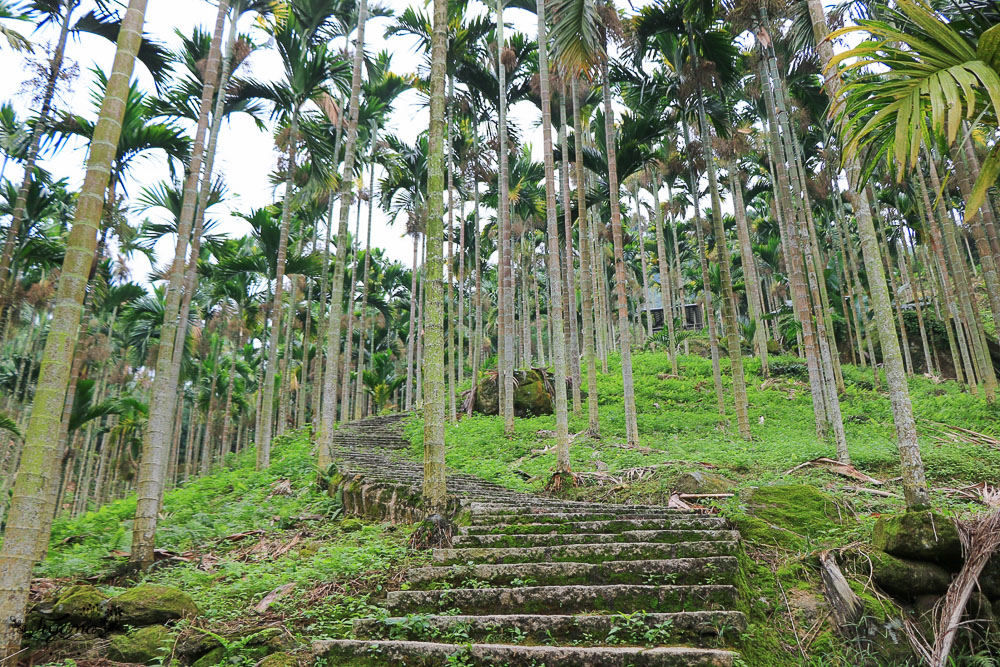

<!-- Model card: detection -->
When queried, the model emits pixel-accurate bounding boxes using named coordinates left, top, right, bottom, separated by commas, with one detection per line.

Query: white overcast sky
left=0, top=0, right=543, bottom=282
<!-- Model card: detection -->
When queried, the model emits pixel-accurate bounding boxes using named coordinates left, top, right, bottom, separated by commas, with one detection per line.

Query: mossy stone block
left=868, top=550, right=951, bottom=599
left=192, top=645, right=225, bottom=667
left=872, top=511, right=961, bottom=566
left=109, top=584, right=199, bottom=626
left=107, top=624, right=174, bottom=663
left=742, top=484, right=849, bottom=537
left=341, top=518, right=364, bottom=533
left=259, top=652, right=299, bottom=666
left=674, top=470, right=736, bottom=495
left=52, top=584, right=108, bottom=627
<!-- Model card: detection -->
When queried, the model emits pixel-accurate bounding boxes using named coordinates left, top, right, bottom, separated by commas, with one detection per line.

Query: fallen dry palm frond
left=906, top=486, right=1000, bottom=667
left=919, top=420, right=1000, bottom=450
left=571, top=464, right=672, bottom=487
left=783, top=457, right=884, bottom=485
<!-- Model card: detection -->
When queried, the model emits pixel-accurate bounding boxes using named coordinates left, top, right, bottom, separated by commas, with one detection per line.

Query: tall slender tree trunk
left=650, top=173, right=679, bottom=375
left=535, top=0, right=571, bottom=472
left=312, top=112, right=345, bottom=421
left=131, top=0, right=228, bottom=567
left=693, top=84, right=751, bottom=438
left=354, top=134, right=377, bottom=420
left=601, top=55, right=639, bottom=446
left=319, top=0, right=367, bottom=471
left=497, top=0, right=515, bottom=433
left=422, top=0, right=447, bottom=508
left=729, top=159, right=768, bottom=374
left=340, top=198, right=363, bottom=422
left=0, top=0, right=149, bottom=655
left=807, top=0, right=929, bottom=508
left=259, top=108, right=299, bottom=464
left=405, top=232, right=419, bottom=410
left=559, top=95, right=582, bottom=411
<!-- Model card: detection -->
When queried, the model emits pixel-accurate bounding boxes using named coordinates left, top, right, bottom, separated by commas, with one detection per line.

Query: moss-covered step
left=406, top=556, right=739, bottom=589
left=384, top=584, right=738, bottom=615
left=313, top=639, right=738, bottom=666
left=460, top=517, right=729, bottom=535
left=452, top=529, right=741, bottom=548
left=467, top=501, right=682, bottom=513
left=433, top=540, right=738, bottom=565
left=354, top=610, right=747, bottom=645
left=468, top=511, right=706, bottom=524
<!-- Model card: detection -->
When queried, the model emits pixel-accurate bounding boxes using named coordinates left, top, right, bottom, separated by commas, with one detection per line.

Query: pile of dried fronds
left=906, top=485, right=1000, bottom=666
left=919, top=420, right=1000, bottom=451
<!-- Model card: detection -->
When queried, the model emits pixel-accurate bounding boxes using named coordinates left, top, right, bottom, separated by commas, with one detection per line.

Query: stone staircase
left=314, top=415, right=745, bottom=666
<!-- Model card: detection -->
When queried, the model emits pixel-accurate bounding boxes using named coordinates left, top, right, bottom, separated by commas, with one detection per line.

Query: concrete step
left=385, top=584, right=738, bottom=615
left=354, top=610, right=747, bottom=645
left=468, top=511, right=705, bottom=524
left=459, top=517, right=729, bottom=535
left=434, top=540, right=738, bottom=565
left=467, top=501, right=677, bottom=512
left=406, top=557, right=738, bottom=589
left=452, top=529, right=740, bottom=548
left=313, top=640, right=738, bottom=666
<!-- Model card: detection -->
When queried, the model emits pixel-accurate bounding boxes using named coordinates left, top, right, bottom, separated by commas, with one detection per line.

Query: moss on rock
left=192, top=645, right=225, bottom=667
left=872, top=511, right=961, bottom=566
left=52, top=584, right=108, bottom=628
left=259, top=651, right=299, bottom=666
left=107, top=624, right=174, bottom=663
left=108, top=584, right=198, bottom=626
left=866, top=550, right=952, bottom=599
left=341, top=518, right=364, bottom=532
left=742, top=485, right=849, bottom=538
left=673, top=470, right=735, bottom=495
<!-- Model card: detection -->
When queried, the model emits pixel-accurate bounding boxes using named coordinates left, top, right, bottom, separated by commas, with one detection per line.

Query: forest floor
left=404, top=351, right=1000, bottom=515
left=23, top=350, right=1000, bottom=665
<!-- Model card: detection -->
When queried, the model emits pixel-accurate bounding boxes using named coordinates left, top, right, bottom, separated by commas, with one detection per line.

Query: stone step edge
left=312, top=639, right=738, bottom=666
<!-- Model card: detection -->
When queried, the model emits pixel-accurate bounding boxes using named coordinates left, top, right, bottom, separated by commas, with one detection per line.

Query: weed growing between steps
left=25, top=429, right=427, bottom=665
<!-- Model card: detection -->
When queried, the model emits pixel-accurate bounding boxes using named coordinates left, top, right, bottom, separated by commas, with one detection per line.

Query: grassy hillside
left=27, top=431, right=421, bottom=666
left=404, top=351, right=1000, bottom=511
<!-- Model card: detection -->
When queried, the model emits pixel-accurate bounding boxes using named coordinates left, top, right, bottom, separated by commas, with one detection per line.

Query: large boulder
left=474, top=373, right=499, bottom=414
left=472, top=368, right=568, bottom=417
left=867, top=550, right=952, bottom=599
left=872, top=511, right=962, bottom=567
left=106, top=584, right=198, bottom=626
left=107, top=624, right=174, bottom=663
left=51, top=584, right=108, bottom=628
left=673, top=470, right=735, bottom=495
left=513, top=369, right=553, bottom=416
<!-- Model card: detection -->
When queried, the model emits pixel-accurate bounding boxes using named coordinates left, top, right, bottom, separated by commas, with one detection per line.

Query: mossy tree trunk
left=318, top=0, right=368, bottom=471
left=422, top=0, right=448, bottom=509
left=806, top=0, right=930, bottom=509
left=132, top=0, right=228, bottom=567
left=0, top=0, right=150, bottom=656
